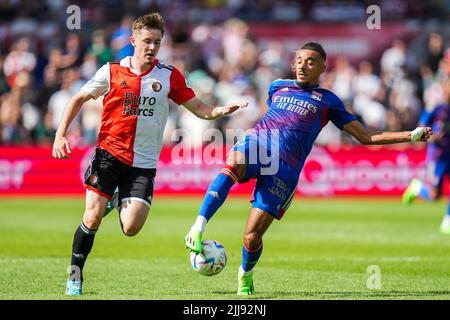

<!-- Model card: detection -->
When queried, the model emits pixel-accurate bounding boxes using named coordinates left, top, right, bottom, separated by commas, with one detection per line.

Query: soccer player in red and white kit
left=52, top=13, right=247, bottom=296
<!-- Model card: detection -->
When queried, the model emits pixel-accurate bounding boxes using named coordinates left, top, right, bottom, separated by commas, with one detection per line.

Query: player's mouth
left=145, top=53, right=154, bottom=59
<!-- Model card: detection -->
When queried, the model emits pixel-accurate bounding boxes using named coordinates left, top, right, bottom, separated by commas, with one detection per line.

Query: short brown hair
left=132, top=13, right=165, bottom=36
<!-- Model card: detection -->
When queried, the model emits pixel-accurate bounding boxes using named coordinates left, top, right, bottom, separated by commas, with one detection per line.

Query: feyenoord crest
left=89, top=174, right=99, bottom=185
left=152, top=81, right=162, bottom=92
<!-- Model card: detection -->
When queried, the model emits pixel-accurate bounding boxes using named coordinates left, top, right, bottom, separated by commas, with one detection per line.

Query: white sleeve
left=80, top=64, right=110, bottom=99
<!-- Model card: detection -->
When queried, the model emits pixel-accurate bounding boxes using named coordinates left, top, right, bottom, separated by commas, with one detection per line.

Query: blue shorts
left=231, top=135, right=299, bottom=220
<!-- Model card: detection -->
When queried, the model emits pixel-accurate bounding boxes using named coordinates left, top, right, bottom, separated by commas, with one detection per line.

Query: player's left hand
left=218, top=102, right=248, bottom=116
left=411, top=126, right=432, bottom=142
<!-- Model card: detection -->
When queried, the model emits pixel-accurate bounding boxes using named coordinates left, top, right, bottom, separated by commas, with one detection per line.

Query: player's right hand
left=52, top=136, right=72, bottom=159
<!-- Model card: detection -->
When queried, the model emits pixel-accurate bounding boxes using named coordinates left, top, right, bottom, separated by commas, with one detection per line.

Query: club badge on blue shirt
left=311, top=90, right=322, bottom=102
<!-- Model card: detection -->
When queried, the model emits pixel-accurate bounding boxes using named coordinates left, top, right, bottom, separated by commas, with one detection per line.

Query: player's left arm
left=181, top=97, right=248, bottom=120
left=419, top=108, right=445, bottom=143
left=343, top=120, right=432, bottom=145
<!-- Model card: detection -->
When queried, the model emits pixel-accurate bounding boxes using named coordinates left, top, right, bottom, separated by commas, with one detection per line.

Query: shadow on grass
left=60, top=290, right=450, bottom=300
left=252, top=290, right=450, bottom=299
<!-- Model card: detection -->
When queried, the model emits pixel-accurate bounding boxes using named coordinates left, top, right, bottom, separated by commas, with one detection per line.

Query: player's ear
left=130, top=34, right=136, bottom=47
left=320, top=62, right=326, bottom=74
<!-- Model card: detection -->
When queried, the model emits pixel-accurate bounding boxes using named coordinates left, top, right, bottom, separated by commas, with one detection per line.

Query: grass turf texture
left=0, top=196, right=449, bottom=300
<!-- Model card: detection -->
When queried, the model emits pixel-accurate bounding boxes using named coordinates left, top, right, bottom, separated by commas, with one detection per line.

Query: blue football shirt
left=253, top=79, right=356, bottom=172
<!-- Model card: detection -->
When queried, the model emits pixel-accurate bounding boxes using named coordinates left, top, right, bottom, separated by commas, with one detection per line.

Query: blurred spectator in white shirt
left=222, top=19, right=249, bottom=67
left=381, top=39, right=405, bottom=86
left=81, top=96, right=102, bottom=145
left=331, top=56, right=355, bottom=103
left=0, top=75, right=34, bottom=145
left=3, top=37, right=36, bottom=88
left=353, top=61, right=380, bottom=97
left=352, top=61, right=380, bottom=106
left=177, top=69, right=217, bottom=148
left=223, top=83, right=262, bottom=131
left=389, top=74, right=421, bottom=130
left=80, top=53, right=98, bottom=81
left=46, top=68, right=82, bottom=144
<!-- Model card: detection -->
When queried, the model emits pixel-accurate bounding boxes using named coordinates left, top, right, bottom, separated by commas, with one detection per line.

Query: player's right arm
left=52, top=91, right=94, bottom=159
left=53, top=64, right=109, bottom=159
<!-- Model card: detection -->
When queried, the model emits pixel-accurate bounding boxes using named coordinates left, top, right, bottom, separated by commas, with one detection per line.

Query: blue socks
left=241, top=242, right=263, bottom=272
left=198, top=166, right=238, bottom=221
left=419, top=185, right=432, bottom=201
left=197, top=165, right=264, bottom=273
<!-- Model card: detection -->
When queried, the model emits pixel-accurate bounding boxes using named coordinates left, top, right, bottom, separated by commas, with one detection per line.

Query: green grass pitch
left=0, top=196, right=449, bottom=300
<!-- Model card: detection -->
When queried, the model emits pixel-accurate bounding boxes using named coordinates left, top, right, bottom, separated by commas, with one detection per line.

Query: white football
left=190, top=240, right=227, bottom=276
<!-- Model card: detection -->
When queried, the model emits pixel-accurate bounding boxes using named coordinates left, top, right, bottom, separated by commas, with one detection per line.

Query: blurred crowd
left=0, top=0, right=450, bottom=147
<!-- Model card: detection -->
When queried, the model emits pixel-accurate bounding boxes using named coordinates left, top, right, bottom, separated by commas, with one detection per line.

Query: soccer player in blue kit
left=403, top=76, right=450, bottom=235
left=185, top=42, right=432, bottom=295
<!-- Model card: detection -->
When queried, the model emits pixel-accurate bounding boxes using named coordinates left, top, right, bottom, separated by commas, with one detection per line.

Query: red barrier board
left=0, top=145, right=437, bottom=196
left=249, top=22, right=420, bottom=64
